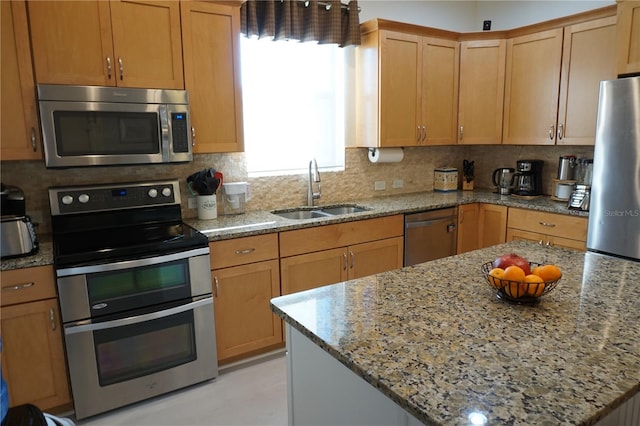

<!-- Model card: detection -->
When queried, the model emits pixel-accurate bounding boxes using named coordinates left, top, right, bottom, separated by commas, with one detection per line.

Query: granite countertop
left=271, top=241, right=640, bottom=425
left=0, top=190, right=587, bottom=271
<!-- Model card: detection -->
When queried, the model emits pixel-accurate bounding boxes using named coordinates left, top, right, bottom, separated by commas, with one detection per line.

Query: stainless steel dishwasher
left=404, top=207, right=458, bottom=266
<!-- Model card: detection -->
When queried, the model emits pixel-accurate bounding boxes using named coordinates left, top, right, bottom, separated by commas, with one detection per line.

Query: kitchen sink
left=272, top=204, right=370, bottom=220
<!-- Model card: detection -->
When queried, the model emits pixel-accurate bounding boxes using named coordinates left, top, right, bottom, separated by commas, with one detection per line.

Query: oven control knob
left=148, top=188, right=158, bottom=198
left=78, top=194, right=90, bottom=203
left=162, top=187, right=172, bottom=197
left=62, top=195, right=73, bottom=205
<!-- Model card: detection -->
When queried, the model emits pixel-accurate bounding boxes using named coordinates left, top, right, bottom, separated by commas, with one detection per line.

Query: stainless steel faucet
left=308, top=158, right=321, bottom=206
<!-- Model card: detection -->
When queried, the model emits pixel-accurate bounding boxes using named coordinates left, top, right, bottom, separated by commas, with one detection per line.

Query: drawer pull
left=2, top=282, right=34, bottom=291
left=539, top=222, right=556, bottom=227
left=546, top=241, right=552, bottom=247
left=349, top=250, right=355, bottom=269
left=343, top=253, right=347, bottom=271
left=235, top=248, right=256, bottom=255
left=538, top=240, right=544, bottom=245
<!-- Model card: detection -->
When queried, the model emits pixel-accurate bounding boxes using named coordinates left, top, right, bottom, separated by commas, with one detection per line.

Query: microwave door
left=39, top=101, right=165, bottom=168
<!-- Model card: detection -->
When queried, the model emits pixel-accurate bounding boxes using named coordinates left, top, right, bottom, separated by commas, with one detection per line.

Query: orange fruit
left=531, top=265, right=544, bottom=277
left=504, top=281, right=527, bottom=298
left=537, top=264, right=562, bottom=282
left=503, top=265, right=526, bottom=282
left=488, top=268, right=505, bottom=288
left=524, top=274, right=545, bottom=297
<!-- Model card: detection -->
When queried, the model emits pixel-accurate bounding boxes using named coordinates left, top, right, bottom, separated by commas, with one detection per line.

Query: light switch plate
left=374, top=181, right=386, bottom=191
left=188, top=197, right=197, bottom=209
left=392, top=179, right=404, bottom=188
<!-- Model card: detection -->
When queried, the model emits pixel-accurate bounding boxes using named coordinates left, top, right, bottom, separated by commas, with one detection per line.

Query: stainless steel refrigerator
left=587, top=76, right=640, bottom=261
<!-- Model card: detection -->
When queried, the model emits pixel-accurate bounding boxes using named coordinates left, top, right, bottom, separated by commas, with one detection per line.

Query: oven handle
left=64, top=296, right=213, bottom=335
left=56, top=247, right=210, bottom=277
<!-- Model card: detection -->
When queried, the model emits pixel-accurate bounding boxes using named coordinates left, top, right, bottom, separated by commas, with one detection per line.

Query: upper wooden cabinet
left=1, top=1, right=41, bottom=160
left=356, top=21, right=459, bottom=148
left=504, top=14, right=617, bottom=146
left=503, top=28, right=564, bottom=145
left=617, top=1, right=640, bottom=75
left=181, top=1, right=244, bottom=153
left=27, top=0, right=184, bottom=89
left=458, top=39, right=506, bottom=145
left=557, top=17, right=617, bottom=145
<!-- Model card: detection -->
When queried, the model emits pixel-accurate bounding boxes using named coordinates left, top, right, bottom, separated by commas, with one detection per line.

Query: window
left=240, top=37, right=346, bottom=177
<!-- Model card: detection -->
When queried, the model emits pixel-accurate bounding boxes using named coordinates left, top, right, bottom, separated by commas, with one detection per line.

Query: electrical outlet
left=483, top=20, right=491, bottom=31
left=392, top=179, right=404, bottom=189
left=188, top=196, right=197, bottom=209
left=374, top=181, right=386, bottom=191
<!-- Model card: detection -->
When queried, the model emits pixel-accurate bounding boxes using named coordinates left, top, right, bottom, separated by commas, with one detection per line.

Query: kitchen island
left=271, top=241, right=640, bottom=425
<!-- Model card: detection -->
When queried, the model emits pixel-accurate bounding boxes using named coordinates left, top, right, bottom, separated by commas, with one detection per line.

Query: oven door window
left=53, top=111, right=160, bottom=156
left=87, top=259, right=191, bottom=315
left=94, top=309, right=196, bottom=386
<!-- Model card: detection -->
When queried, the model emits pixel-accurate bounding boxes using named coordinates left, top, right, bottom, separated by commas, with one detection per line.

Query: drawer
left=1, top=265, right=56, bottom=306
left=507, top=208, right=587, bottom=242
left=279, top=215, right=404, bottom=257
left=210, top=233, right=279, bottom=269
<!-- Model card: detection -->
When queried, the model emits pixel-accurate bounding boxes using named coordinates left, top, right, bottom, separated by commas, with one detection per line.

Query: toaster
left=1, top=215, right=39, bottom=259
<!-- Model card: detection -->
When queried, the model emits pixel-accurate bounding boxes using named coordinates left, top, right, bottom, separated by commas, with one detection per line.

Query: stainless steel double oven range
left=49, top=180, right=217, bottom=420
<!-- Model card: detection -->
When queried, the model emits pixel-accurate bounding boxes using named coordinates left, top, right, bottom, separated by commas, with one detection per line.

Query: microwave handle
left=191, top=126, right=196, bottom=147
left=159, top=104, right=170, bottom=159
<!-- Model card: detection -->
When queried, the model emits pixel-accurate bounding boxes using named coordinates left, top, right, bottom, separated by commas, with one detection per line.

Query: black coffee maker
left=513, top=160, right=543, bottom=196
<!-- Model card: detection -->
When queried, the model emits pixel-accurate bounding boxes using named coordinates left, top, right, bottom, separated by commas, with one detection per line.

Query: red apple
left=493, top=253, right=531, bottom=276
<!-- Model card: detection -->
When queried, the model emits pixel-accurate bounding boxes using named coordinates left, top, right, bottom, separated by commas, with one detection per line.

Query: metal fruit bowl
left=481, top=261, right=561, bottom=304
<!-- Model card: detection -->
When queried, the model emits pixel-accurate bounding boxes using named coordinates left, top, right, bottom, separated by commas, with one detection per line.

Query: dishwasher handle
left=406, top=218, right=457, bottom=229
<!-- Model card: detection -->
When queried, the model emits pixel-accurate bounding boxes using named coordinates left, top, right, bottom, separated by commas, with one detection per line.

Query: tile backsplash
left=0, top=144, right=593, bottom=234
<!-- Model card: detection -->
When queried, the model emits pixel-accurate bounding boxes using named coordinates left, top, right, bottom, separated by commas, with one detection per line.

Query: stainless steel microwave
left=37, top=85, right=192, bottom=168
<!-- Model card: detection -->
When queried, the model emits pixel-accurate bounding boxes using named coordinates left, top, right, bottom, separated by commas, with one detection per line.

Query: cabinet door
left=181, top=1, right=244, bottom=153
left=457, top=203, right=479, bottom=254
left=28, top=1, right=114, bottom=86
left=478, top=204, right=507, bottom=248
left=458, top=39, right=506, bottom=145
left=212, top=260, right=282, bottom=363
left=1, top=1, right=41, bottom=160
left=379, top=31, right=421, bottom=147
left=110, top=0, right=183, bottom=89
left=421, top=37, right=459, bottom=145
left=280, top=248, right=348, bottom=295
left=1, top=299, right=71, bottom=411
left=348, top=237, right=404, bottom=279
left=557, top=17, right=617, bottom=146
left=503, top=28, right=563, bottom=145
left=617, top=1, right=640, bottom=76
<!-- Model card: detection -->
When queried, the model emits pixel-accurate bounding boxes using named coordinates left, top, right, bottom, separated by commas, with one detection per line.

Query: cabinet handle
left=235, top=248, right=255, bottom=255
left=30, top=128, right=37, bottom=152
left=538, top=240, right=544, bottom=245
left=118, top=57, right=124, bottom=80
left=557, top=123, right=564, bottom=140
left=343, top=253, right=347, bottom=271
left=417, top=126, right=421, bottom=143
left=459, top=210, right=464, bottom=224
left=50, top=307, right=56, bottom=331
left=191, top=127, right=196, bottom=147
left=459, top=125, right=464, bottom=140
left=422, top=126, right=426, bottom=142
left=106, top=56, right=112, bottom=79
left=546, top=241, right=552, bottom=247
left=213, top=276, right=220, bottom=297
left=349, top=250, right=355, bottom=269
left=549, top=125, right=554, bottom=141
left=539, top=222, right=556, bottom=227
left=2, top=282, right=34, bottom=291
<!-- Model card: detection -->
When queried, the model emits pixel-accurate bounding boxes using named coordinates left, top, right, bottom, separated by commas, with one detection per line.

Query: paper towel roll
left=368, top=148, right=404, bottom=163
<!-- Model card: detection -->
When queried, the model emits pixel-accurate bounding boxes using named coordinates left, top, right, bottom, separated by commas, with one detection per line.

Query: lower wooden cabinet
left=0, top=266, right=71, bottom=412
left=212, top=259, right=282, bottom=364
left=209, top=234, right=282, bottom=364
left=280, top=237, right=404, bottom=295
left=506, top=207, right=587, bottom=251
left=457, top=203, right=507, bottom=254
left=280, top=216, right=404, bottom=295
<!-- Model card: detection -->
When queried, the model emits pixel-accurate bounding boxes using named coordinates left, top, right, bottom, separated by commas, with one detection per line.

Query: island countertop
left=271, top=241, right=640, bottom=425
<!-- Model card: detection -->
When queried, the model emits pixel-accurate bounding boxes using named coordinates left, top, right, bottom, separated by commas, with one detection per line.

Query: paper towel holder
left=367, top=147, right=404, bottom=163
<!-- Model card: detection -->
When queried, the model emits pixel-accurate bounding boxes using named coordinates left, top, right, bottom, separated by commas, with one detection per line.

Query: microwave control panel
left=171, top=113, right=189, bottom=153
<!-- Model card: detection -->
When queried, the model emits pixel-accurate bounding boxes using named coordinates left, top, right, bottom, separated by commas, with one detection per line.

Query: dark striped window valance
left=240, top=0, right=361, bottom=47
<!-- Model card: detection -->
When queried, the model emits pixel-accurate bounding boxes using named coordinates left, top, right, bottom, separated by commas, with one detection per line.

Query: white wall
left=358, top=0, right=615, bottom=32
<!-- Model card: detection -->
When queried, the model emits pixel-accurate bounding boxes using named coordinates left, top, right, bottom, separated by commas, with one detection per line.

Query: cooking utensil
left=187, top=168, right=223, bottom=195
left=463, top=160, right=475, bottom=183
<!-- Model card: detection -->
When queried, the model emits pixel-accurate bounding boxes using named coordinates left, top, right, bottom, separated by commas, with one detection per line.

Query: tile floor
left=73, top=352, right=287, bottom=426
